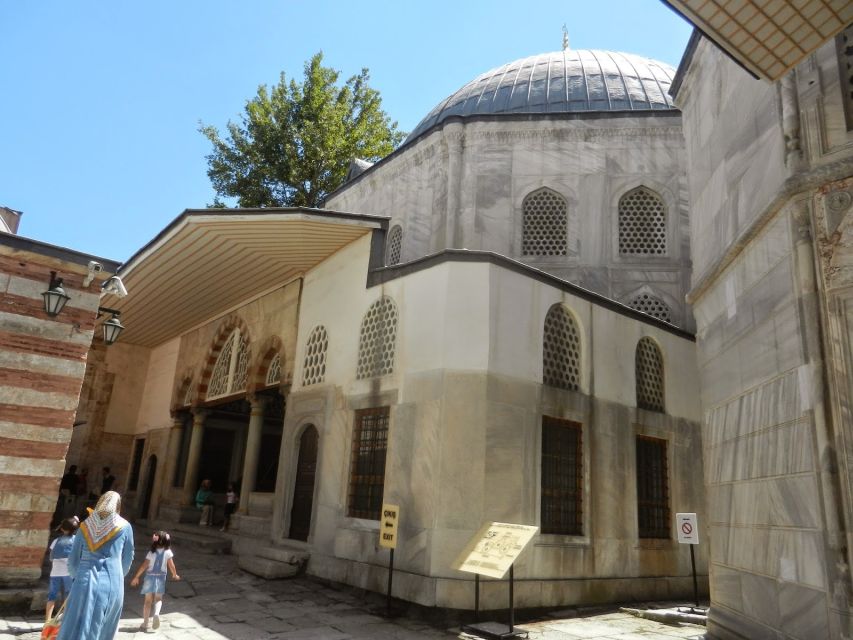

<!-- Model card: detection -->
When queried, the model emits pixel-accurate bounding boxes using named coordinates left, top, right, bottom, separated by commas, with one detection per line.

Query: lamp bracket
left=97, top=307, right=121, bottom=318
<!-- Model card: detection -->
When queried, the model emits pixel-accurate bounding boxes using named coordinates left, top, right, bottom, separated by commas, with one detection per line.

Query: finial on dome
left=562, top=24, right=569, bottom=51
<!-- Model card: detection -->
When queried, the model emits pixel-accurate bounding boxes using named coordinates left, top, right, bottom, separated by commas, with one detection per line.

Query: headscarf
left=80, top=491, right=128, bottom=551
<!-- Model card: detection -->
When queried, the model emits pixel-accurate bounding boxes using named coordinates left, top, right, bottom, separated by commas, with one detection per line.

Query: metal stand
left=689, top=544, right=698, bottom=607
left=386, top=548, right=394, bottom=616
left=461, top=565, right=527, bottom=640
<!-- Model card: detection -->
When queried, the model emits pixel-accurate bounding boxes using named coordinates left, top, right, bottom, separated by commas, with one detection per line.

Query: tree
left=200, top=53, right=405, bottom=208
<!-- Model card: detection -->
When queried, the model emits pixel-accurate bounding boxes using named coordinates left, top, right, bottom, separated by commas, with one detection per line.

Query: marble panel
left=739, top=573, right=781, bottom=630
left=778, top=582, right=829, bottom=640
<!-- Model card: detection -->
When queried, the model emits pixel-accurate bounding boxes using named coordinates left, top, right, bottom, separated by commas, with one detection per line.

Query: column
left=443, top=126, right=464, bottom=250
left=183, top=408, right=207, bottom=504
left=162, top=414, right=185, bottom=503
left=239, top=396, right=267, bottom=514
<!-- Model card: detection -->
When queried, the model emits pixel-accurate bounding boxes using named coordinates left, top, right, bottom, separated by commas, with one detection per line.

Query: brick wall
left=0, top=243, right=114, bottom=587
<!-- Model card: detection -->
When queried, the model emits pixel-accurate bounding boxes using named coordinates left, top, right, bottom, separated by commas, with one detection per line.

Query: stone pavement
left=0, top=527, right=706, bottom=639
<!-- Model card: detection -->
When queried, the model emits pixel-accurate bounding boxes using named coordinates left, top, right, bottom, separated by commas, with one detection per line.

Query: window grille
left=543, top=304, right=581, bottom=391
left=386, top=225, right=403, bottom=266
left=181, top=381, right=194, bottom=407
left=618, top=187, right=667, bottom=255
left=356, top=297, right=397, bottom=379
left=347, top=407, right=389, bottom=520
left=522, top=188, right=567, bottom=256
left=302, top=325, right=328, bottom=386
left=636, top=337, right=665, bottom=412
left=540, top=417, right=583, bottom=535
left=265, top=353, right=282, bottom=386
left=636, top=435, right=669, bottom=538
left=628, top=292, right=673, bottom=324
left=128, top=438, right=145, bottom=491
left=207, top=329, right=251, bottom=400
left=839, top=25, right=853, bottom=131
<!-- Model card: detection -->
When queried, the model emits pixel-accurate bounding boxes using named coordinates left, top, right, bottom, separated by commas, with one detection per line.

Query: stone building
left=0, top=222, right=119, bottom=595
left=669, top=13, right=853, bottom=640
left=72, top=47, right=709, bottom=611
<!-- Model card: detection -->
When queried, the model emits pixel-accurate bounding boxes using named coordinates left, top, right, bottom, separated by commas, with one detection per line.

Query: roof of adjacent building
left=405, top=49, right=678, bottom=143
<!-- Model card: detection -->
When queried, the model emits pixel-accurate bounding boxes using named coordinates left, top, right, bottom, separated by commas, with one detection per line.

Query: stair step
left=238, top=555, right=301, bottom=579
left=146, top=521, right=231, bottom=554
left=255, top=545, right=309, bottom=565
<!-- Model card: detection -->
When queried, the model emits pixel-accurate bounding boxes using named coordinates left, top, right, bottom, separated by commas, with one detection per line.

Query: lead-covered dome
left=406, top=50, right=677, bottom=143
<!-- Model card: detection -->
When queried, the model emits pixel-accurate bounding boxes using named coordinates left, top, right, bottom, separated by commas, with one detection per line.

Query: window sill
left=344, top=517, right=380, bottom=532
left=535, top=534, right=590, bottom=548
left=636, top=538, right=673, bottom=550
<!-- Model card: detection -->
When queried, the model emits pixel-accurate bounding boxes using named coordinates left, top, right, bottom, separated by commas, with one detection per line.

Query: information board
left=379, top=503, right=399, bottom=549
left=453, top=522, right=539, bottom=579
left=676, top=512, right=699, bottom=544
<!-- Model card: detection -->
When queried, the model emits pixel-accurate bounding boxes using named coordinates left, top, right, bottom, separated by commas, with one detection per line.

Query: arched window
left=618, top=186, right=667, bottom=256
left=265, top=353, right=282, bottom=386
left=386, top=225, right=403, bottom=266
left=302, top=326, right=328, bottom=386
left=356, top=297, right=398, bottom=379
left=522, top=188, right=567, bottom=257
left=181, top=380, right=194, bottom=407
left=636, top=337, right=664, bottom=412
left=207, top=329, right=250, bottom=400
left=542, top=304, right=581, bottom=391
left=628, top=292, right=673, bottom=324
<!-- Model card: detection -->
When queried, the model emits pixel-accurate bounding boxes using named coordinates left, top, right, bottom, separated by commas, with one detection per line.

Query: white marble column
left=183, top=409, right=207, bottom=504
left=162, top=414, right=185, bottom=503
left=444, top=127, right=464, bottom=249
left=238, top=396, right=267, bottom=514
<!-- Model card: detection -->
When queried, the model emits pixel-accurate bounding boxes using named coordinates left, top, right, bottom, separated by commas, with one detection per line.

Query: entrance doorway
left=288, top=425, right=318, bottom=541
left=139, top=455, right=157, bottom=520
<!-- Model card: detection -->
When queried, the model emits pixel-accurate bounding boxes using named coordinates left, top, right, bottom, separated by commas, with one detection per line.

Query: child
left=220, top=482, right=238, bottom=532
left=45, top=517, right=79, bottom=622
left=130, top=531, right=180, bottom=632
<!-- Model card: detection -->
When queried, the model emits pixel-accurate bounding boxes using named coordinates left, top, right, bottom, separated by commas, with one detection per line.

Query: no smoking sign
left=676, top=513, right=699, bottom=544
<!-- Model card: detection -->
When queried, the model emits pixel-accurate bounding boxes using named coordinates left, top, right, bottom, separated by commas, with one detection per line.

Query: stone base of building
left=307, top=552, right=709, bottom=610
left=157, top=502, right=201, bottom=524
left=0, top=586, right=47, bottom=616
left=230, top=514, right=272, bottom=539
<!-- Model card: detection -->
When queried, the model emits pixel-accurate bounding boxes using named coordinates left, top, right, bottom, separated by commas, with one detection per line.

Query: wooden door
left=288, top=425, right=318, bottom=541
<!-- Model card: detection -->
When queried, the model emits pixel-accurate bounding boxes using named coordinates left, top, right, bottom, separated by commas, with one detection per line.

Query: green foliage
left=200, top=52, right=404, bottom=208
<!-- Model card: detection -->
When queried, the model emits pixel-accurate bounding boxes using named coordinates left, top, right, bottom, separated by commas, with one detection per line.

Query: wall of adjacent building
left=326, top=115, right=694, bottom=330
left=0, top=245, right=104, bottom=587
left=278, top=233, right=706, bottom=609
left=676, top=35, right=853, bottom=640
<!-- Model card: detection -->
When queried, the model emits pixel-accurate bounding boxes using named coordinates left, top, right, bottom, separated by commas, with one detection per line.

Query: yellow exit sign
left=379, top=503, right=399, bottom=549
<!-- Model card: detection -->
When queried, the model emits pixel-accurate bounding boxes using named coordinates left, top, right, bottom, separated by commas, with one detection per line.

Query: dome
left=405, top=50, right=677, bottom=143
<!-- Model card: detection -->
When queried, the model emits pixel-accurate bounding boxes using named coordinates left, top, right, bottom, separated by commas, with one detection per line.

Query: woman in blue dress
left=58, top=491, right=134, bottom=640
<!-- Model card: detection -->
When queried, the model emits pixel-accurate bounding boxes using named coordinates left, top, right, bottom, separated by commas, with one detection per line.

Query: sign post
left=379, top=503, right=399, bottom=616
left=676, top=513, right=699, bottom=608
left=453, top=522, right=538, bottom=640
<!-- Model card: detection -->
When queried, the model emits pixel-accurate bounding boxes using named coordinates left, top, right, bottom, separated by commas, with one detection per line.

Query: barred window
left=347, top=407, right=389, bottom=520
left=265, top=353, right=282, bottom=386
left=636, top=337, right=665, bottom=412
left=386, top=225, right=403, bottom=266
left=636, top=435, right=669, bottom=538
left=628, top=292, right=673, bottom=324
left=619, top=187, right=667, bottom=256
left=179, top=380, right=194, bottom=407
left=838, top=25, right=853, bottom=131
left=302, top=326, right=328, bottom=386
left=541, top=417, right=583, bottom=535
left=543, top=304, right=581, bottom=391
left=207, top=329, right=251, bottom=400
left=356, top=297, right=398, bottom=379
left=522, top=188, right=567, bottom=256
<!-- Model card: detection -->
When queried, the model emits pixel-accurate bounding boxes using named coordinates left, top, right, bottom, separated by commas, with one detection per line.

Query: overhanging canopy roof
left=105, top=208, right=386, bottom=347
left=662, top=0, right=852, bottom=80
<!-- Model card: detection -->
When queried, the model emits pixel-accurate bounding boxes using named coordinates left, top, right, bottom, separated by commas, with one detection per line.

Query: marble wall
left=326, top=115, right=693, bottom=330
left=676, top=35, right=853, bottom=640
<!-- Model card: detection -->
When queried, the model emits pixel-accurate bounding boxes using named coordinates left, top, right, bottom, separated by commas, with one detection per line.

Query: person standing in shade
left=100, top=467, right=116, bottom=495
left=57, top=491, right=134, bottom=640
left=195, top=479, right=214, bottom=526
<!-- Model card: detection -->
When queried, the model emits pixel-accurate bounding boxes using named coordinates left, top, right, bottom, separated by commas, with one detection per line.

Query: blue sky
left=1, top=1, right=691, bottom=262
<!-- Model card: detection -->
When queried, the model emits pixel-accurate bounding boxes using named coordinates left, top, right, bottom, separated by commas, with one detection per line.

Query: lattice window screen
left=302, top=326, right=328, bottom=386
left=838, top=25, right=853, bottom=131
left=266, top=353, right=282, bottom=386
left=356, top=298, right=398, bottom=379
left=628, top=292, right=673, bottom=324
left=182, top=382, right=194, bottom=407
left=386, top=225, right=403, bottom=266
left=636, top=337, right=665, bottom=412
left=542, top=304, right=581, bottom=391
left=619, top=187, right=667, bottom=255
left=522, top=188, right=567, bottom=256
left=207, top=329, right=251, bottom=400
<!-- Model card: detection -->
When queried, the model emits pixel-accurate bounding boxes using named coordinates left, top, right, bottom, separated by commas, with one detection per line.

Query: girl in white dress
left=130, top=531, right=180, bottom=632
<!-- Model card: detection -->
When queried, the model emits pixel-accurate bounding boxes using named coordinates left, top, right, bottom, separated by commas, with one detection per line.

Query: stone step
left=238, top=554, right=301, bottom=579
left=146, top=520, right=231, bottom=555
left=255, top=544, right=310, bottom=565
